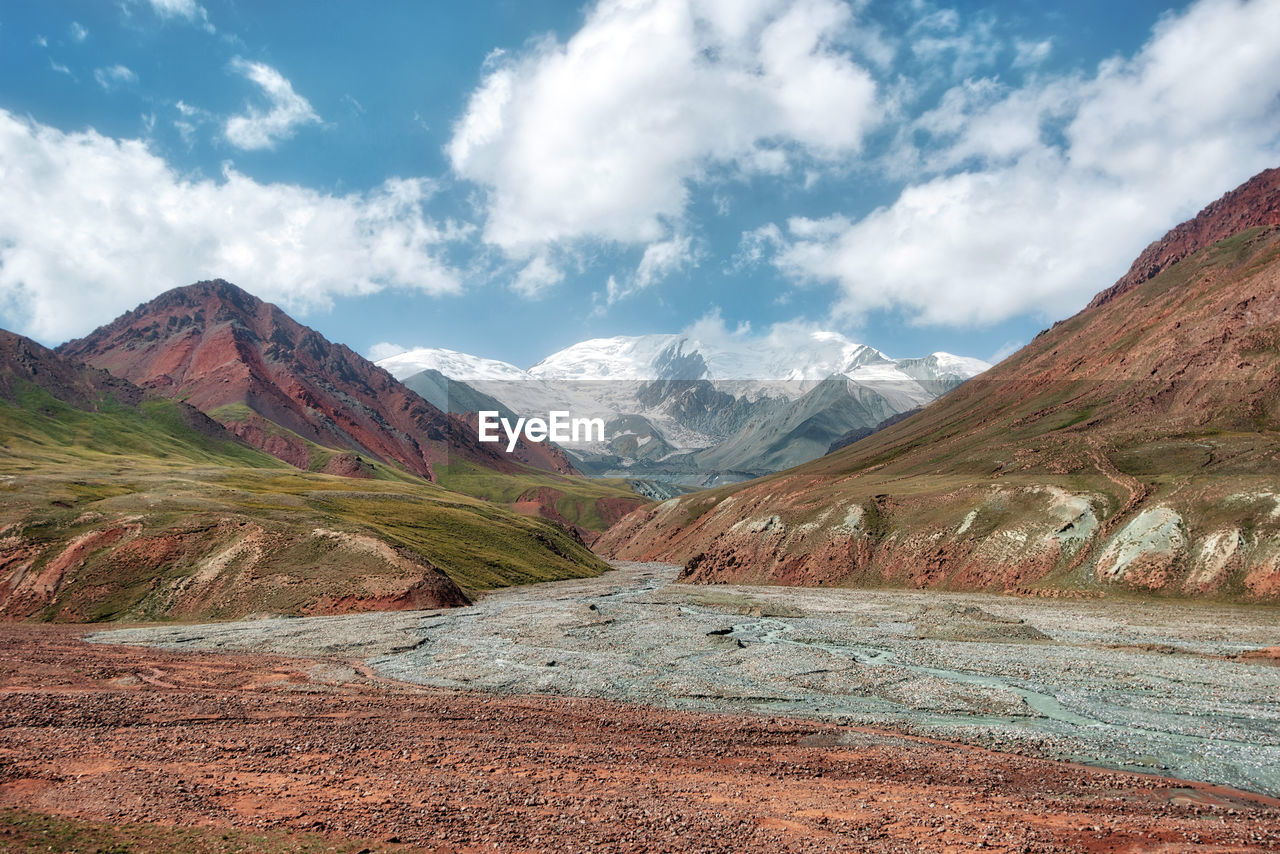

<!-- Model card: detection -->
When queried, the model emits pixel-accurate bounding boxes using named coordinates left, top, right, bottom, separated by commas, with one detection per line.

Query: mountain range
left=378, top=335, right=988, bottom=487
left=0, top=283, right=648, bottom=622
left=600, top=166, right=1280, bottom=602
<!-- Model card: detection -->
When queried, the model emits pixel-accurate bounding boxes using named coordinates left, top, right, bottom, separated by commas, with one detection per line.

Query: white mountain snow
left=382, top=332, right=987, bottom=392
left=377, top=333, right=989, bottom=485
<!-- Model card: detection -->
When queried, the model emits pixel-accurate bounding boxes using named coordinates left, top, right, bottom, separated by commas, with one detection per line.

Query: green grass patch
left=436, top=459, right=645, bottom=532
left=0, top=808, right=429, bottom=854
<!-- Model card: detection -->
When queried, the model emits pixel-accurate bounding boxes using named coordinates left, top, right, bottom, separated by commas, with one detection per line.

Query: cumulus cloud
left=94, top=65, right=138, bottom=91
left=761, top=0, right=1280, bottom=327
left=0, top=110, right=467, bottom=343
left=510, top=255, right=565, bottom=298
left=448, top=0, right=881, bottom=256
left=69, top=22, right=88, bottom=42
left=224, top=58, right=320, bottom=151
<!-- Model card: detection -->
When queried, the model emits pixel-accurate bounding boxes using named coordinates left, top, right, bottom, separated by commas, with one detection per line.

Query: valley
left=2, top=163, right=1280, bottom=852
left=95, top=562, right=1280, bottom=799
left=6, top=3, right=1280, bottom=851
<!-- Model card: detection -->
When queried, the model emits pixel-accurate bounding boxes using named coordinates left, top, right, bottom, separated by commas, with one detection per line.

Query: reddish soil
left=1, top=625, right=1276, bottom=853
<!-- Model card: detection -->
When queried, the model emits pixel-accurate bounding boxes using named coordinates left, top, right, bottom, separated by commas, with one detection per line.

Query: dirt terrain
left=103, top=562, right=1280, bottom=799
left=1, top=624, right=1278, bottom=853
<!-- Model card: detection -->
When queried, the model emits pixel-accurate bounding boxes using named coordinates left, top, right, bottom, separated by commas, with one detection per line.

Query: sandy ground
left=1, top=624, right=1279, bottom=852
left=98, top=562, right=1280, bottom=799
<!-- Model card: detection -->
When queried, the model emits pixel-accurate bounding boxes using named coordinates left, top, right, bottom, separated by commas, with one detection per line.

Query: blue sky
left=2, top=0, right=1279, bottom=368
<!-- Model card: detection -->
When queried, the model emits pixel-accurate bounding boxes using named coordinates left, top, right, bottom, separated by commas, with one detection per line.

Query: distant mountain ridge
left=378, top=334, right=988, bottom=486
left=382, top=335, right=987, bottom=388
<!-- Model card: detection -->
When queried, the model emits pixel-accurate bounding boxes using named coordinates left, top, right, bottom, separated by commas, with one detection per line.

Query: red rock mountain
left=1089, top=167, right=1280, bottom=308
left=59, top=280, right=519, bottom=480
left=600, top=167, right=1280, bottom=601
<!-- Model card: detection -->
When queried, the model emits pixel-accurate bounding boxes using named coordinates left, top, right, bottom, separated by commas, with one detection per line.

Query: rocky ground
left=100, top=562, right=1280, bottom=799
left=1, top=623, right=1278, bottom=853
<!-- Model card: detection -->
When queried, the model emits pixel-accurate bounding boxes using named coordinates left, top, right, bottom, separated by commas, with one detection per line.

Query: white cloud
left=763, top=0, right=1280, bottom=327
left=69, top=22, right=88, bottom=42
left=449, top=0, right=881, bottom=256
left=0, top=109, right=467, bottom=344
left=134, top=0, right=214, bottom=32
left=147, top=0, right=202, bottom=18
left=510, top=255, right=565, bottom=298
left=94, top=65, right=138, bottom=91
left=635, top=235, right=695, bottom=291
left=368, top=342, right=408, bottom=362
left=599, top=235, right=697, bottom=310
left=1012, top=37, right=1052, bottom=68
left=733, top=223, right=786, bottom=270
left=907, top=6, right=1000, bottom=79
left=49, top=59, right=72, bottom=77
left=224, top=58, right=320, bottom=151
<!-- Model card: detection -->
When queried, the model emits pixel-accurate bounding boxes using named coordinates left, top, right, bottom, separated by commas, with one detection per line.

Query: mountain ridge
left=378, top=334, right=989, bottom=486
left=59, top=279, right=524, bottom=482
left=597, top=167, right=1280, bottom=602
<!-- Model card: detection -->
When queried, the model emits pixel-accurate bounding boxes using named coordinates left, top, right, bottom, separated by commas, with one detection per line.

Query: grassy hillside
left=2, top=454, right=609, bottom=622
left=1, top=382, right=278, bottom=471
left=0, top=359, right=611, bottom=623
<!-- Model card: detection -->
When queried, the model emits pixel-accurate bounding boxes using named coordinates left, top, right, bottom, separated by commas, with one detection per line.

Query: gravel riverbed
left=93, top=561, right=1280, bottom=797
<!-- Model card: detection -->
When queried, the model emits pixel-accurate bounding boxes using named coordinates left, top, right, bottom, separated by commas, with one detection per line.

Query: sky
left=2, top=0, right=1279, bottom=369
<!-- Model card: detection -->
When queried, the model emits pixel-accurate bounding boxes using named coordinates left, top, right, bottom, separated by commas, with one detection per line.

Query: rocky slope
left=59, top=280, right=515, bottom=481
left=1089, top=167, right=1280, bottom=309
left=0, top=328, right=611, bottom=621
left=599, top=168, right=1280, bottom=601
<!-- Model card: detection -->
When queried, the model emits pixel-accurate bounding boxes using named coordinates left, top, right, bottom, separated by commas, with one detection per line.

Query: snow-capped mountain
left=378, top=334, right=989, bottom=486
left=378, top=347, right=528, bottom=383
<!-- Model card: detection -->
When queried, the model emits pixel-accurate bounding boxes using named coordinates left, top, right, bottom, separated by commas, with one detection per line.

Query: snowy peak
left=373, top=332, right=989, bottom=485
left=528, top=332, right=910, bottom=384
left=378, top=347, right=528, bottom=382
left=529, top=335, right=694, bottom=381
left=377, top=336, right=989, bottom=390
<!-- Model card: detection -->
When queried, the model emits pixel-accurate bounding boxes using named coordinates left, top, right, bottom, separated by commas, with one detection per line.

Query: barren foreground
left=102, top=562, right=1280, bottom=797
left=0, top=595, right=1276, bottom=850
